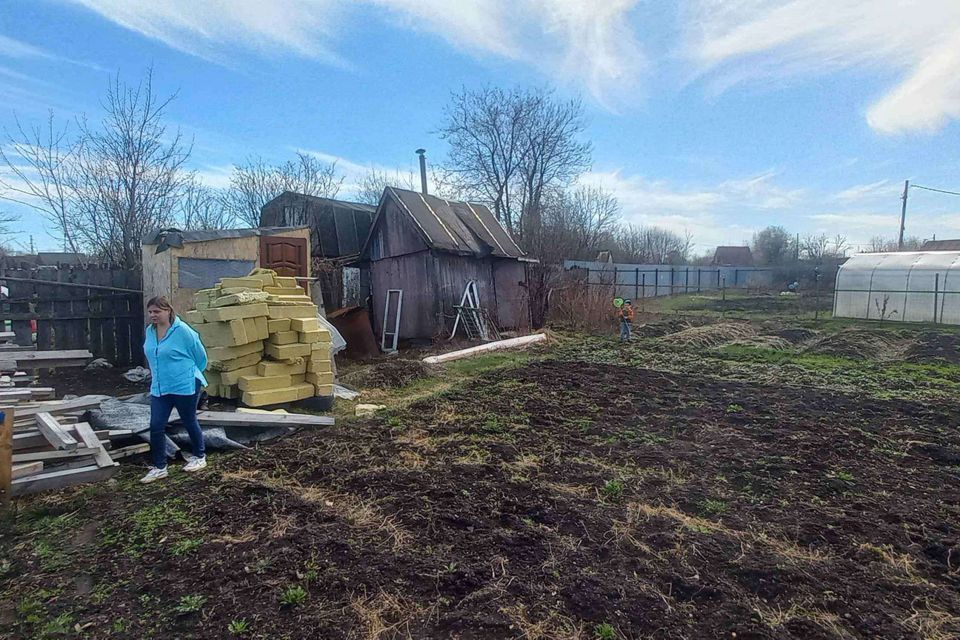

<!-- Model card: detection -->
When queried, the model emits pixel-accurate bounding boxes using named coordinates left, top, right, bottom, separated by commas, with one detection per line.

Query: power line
left=912, top=184, right=960, bottom=197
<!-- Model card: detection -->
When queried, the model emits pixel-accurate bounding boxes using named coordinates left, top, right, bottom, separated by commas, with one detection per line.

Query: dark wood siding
left=493, top=259, right=528, bottom=329
left=432, top=254, right=497, bottom=337
left=370, top=251, right=436, bottom=341
left=373, top=199, right=429, bottom=259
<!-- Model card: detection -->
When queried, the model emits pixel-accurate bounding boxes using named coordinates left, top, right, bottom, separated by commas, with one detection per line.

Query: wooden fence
left=0, top=266, right=144, bottom=366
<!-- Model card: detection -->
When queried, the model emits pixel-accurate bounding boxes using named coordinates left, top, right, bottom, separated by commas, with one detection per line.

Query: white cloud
left=833, top=179, right=902, bottom=202
left=577, top=168, right=803, bottom=247
left=68, top=0, right=645, bottom=104
left=0, top=35, right=51, bottom=60
left=685, top=0, right=960, bottom=133
left=68, top=0, right=347, bottom=66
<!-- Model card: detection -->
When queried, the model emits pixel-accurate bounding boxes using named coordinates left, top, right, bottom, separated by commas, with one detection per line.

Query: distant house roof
left=921, top=239, right=960, bottom=251
left=365, top=187, right=525, bottom=259
left=713, top=246, right=753, bottom=266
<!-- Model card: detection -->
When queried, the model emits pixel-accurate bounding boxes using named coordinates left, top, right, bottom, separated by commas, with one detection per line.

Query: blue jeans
left=620, top=320, right=632, bottom=342
left=150, top=380, right=204, bottom=469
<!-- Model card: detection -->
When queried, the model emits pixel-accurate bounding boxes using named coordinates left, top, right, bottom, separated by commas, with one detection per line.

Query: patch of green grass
left=829, top=470, right=855, bottom=483
left=700, top=499, right=729, bottom=516
left=280, top=585, right=308, bottom=608
left=41, top=613, right=74, bottom=636
left=101, top=498, right=198, bottom=558
left=170, top=537, right=203, bottom=555
left=725, top=403, right=744, bottom=414
left=17, top=596, right=45, bottom=626
left=594, top=622, right=618, bottom=639
left=33, top=539, right=69, bottom=571
left=601, top=480, right=625, bottom=501
left=228, top=619, right=250, bottom=635
left=112, top=618, right=128, bottom=633
left=89, top=581, right=118, bottom=605
left=174, top=594, right=206, bottom=615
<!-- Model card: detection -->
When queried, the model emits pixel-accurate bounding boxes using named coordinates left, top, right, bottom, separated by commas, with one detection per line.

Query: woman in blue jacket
left=140, top=296, right=209, bottom=484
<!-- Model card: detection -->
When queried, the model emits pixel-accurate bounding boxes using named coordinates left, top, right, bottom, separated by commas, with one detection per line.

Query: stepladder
left=451, top=281, right=500, bottom=341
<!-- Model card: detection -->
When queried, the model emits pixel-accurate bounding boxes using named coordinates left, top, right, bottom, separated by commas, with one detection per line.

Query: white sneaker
left=140, top=467, right=169, bottom=484
left=183, top=457, right=207, bottom=473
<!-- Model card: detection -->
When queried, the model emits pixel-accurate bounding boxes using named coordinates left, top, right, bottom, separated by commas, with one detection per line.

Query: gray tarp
left=87, top=396, right=294, bottom=462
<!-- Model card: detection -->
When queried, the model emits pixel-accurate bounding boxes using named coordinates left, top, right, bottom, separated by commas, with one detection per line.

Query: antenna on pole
left=898, top=179, right=909, bottom=251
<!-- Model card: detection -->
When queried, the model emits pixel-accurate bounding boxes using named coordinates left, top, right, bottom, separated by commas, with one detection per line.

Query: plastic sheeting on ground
left=86, top=395, right=295, bottom=462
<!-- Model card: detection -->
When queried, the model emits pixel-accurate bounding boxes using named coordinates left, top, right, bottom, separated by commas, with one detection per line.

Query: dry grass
left=902, top=599, right=960, bottom=640
left=500, top=604, right=589, bottom=640
left=660, top=322, right=756, bottom=348
left=221, top=469, right=410, bottom=550
left=749, top=598, right=856, bottom=638
left=349, top=590, right=426, bottom=640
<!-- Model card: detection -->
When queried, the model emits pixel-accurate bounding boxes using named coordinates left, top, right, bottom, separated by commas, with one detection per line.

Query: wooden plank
left=196, top=410, right=334, bottom=428
left=36, top=269, right=57, bottom=354
left=2, top=396, right=102, bottom=420
left=0, top=408, right=12, bottom=507
left=0, top=390, right=34, bottom=401
left=73, top=422, right=116, bottom=469
left=12, top=431, right=47, bottom=450
left=11, top=464, right=118, bottom=496
left=12, top=461, right=43, bottom=479
left=36, top=413, right=78, bottom=451
left=13, top=446, right=99, bottom=463
left=93, top=429, right=134, bottom=440
left=0, top=344, right=37, bottom=352
left=13, top=350, right=93, bottom=362
left=109, top=443, right=150, bottom=460
left=0, top=331, right=16, bottom=342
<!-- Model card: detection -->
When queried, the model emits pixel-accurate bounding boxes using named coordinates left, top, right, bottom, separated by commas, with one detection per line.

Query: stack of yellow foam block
left=183, top=270, right=334, bottom=407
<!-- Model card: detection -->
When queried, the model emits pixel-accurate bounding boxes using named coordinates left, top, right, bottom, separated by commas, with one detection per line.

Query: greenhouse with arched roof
left=833, top=251, right=960, bottom=324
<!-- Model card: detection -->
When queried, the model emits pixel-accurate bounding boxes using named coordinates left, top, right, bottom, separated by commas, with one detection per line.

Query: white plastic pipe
left=422, top=334, right=547, bottom=365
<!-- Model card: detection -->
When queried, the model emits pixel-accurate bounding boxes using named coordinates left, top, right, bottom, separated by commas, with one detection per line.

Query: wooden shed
left=361, top=187, right=532, bottom=342
left=141, top=227, right=311, bottom=312
left=260, top=192, right=376, bottom=311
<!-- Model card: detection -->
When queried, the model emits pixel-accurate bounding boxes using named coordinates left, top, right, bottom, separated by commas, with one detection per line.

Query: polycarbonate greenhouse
left=833, top=251, right=960, bottom=324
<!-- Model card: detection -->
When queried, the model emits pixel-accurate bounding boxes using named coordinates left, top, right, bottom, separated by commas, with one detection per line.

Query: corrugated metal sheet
left=384, top=188, right=525, bottom=259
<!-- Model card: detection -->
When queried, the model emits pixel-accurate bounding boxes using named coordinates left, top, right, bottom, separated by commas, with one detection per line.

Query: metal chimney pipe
left=416, top=148, right=428, bottom=195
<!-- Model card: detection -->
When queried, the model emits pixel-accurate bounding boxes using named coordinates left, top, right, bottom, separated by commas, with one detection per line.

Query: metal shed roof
left=377, top=187, right=525, bottom=259
left=142, top=226, right=308, bottom=246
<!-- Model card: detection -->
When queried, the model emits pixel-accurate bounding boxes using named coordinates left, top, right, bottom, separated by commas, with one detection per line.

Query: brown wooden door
left=260, top=236, right=308, bottom=277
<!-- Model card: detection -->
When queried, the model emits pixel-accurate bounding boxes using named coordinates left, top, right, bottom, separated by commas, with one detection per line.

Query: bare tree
left=865, top=235, right=923, bottom=252
left=439, top=87, right=529, bottom=234
left=355, top=167, right=418, bottom=206
left=224, top=152, right=345, bottom=226
left=73, top=71, right=191, bottom=266
left=831, top=234, right=849, bottom=258
left=177, top=180, right=234, bottom=230
left=615, top=225, right=692, bottom=264
left=517, top=91, right=591, bottom=252
left=801, top=233, right=830, bottom=261
left=0, top=114, right=82, bottom=255
left=0, top=69, right=191, bottom=267
left=439, top=86, right=590, bottom=245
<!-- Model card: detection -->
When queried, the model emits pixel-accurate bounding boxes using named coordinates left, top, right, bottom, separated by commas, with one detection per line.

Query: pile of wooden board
left=9, top=397, right=149, bottom=496
left=183, top=270, right=334, bottom=407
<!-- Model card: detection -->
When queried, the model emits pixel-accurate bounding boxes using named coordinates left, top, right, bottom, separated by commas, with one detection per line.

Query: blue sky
left=2, top=0, right=960, bottom=254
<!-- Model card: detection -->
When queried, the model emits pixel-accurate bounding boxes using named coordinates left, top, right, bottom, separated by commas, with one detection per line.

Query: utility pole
left=898, top=179, right=909, bottom=250
left=795, top=233, right=800, bottom=261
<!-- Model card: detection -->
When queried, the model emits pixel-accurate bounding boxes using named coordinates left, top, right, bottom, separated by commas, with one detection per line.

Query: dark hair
left=146, top=296, right=176, bottom=323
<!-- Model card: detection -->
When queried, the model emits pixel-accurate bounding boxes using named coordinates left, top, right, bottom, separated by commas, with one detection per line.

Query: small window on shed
left=371, top=230, right=384, bottom=261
